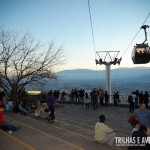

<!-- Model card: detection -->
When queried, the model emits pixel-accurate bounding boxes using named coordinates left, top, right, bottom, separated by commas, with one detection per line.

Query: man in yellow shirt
left=94, top=115, right=117, bottom=145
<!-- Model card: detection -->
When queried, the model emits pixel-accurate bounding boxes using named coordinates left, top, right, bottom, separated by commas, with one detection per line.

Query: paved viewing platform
left=0, top=103, right=134, bottom=150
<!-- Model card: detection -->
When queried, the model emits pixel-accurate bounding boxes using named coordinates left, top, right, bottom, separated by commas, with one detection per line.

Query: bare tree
left=0, top=27, right=65, bottom=100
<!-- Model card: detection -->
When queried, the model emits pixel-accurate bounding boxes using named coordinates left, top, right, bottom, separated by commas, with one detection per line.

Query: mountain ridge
left=27, top=67, right=150, bottom=92
left=56, top=67, right=150, bottom=80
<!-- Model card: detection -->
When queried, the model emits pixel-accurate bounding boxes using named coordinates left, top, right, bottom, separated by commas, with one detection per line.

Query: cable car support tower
left=95, top=51, right=122, bottom=103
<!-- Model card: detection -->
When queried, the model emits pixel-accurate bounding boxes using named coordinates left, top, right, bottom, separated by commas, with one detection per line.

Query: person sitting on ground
left=0, top=101, right=21, bottom=132
left=94, top=114, right=117, bottom=145
left=13, top=101, right=29, bottom=115
left=5, top=100, right=14, bottom=111
left=40, top=103, right=51, bottom=119
left=34, top=106, right=41, bottom=117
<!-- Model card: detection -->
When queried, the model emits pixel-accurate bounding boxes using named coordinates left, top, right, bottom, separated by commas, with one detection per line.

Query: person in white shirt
left=94, top=115, right=117, bottom=145
left=131, top=91, right=137, bottom=112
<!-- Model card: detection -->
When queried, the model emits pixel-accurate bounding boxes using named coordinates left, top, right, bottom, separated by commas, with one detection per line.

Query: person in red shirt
left=0, top=101, right=20, bottom=131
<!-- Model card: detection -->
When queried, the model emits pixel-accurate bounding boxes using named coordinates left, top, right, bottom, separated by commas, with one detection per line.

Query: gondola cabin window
left=132, top=44, right=150, bottom=64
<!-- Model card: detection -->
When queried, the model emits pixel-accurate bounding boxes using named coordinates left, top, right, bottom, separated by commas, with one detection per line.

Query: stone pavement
left=0, top=104, right=133, bottom=150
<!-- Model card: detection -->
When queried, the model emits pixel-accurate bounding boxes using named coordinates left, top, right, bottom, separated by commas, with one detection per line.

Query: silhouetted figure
left=143, top=91, right=149, bottom=109
left=128, top=94, right=134, bottom=112
left=104, top=91, right=109, bottom=106
left=47, top=92, right=55, bottom=123
left=91, top=90, right=98, bottom=110
left=113, top=92, right=117, bottom=108
left=84, top=93, right=90, bottom=109
left=100, top=89, right=104, bottom=106
left=128, top=125, right=150, bottom=150
left=21, top=89, right=27, bottom=109
left=139, top=91, right=144, bottom=104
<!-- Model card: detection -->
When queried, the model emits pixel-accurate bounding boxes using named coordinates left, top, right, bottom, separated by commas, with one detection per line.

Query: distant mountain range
left=56, top=67, right=150, bottom=82
left=27, top=67, right=150, bottom=93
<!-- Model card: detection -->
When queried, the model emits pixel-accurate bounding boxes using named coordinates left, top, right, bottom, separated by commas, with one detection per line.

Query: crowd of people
left=58, top=88, right=149, bottom=113
left=60, top=88, right=112, bottom=109
left=0, top=89, right=56, bottom=134
left=127, top=103, right=150, bottom=150
left=94, top=102, right=150, bottom=149
left=128, top=90, right=149, bottom=112
left=0, top=88, right=150, bottom=149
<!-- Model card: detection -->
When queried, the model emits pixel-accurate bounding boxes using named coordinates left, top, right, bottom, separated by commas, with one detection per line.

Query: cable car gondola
left=132, top=25, right=150, bottom=64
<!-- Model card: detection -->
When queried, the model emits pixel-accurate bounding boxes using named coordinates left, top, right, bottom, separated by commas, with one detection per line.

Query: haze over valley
left=27, top=67, right=150, bottom=94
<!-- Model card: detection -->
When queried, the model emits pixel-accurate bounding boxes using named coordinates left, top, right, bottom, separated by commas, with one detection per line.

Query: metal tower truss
left=95, top=51, right=122, bottom=65
left=95, top=51, right=122, bottom=103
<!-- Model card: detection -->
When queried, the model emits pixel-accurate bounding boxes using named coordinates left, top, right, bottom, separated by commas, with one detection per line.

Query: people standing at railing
left=53, top=90, right=60, bottom=102
left=91, top=89, right=98, bottom=110
left=74, top=89, right=79, bottom=104
left=113, top=92, right=118, bottom=108
left=84, top=92, right=90, bottom=109
left=139, top=91, right=144, bottom=104
left=143, top=91, right=149, bottom=109
left=60, top=91, right=66, bottom=102
left=128, top=94, right=134, bottom=112
left=116, top=91, right=120, bottom=106
left=99, top=89, right=104, bottom=106
left=96, top=88, right=100, bottom=105
left=79, top=89, right=85, bottom=104
left=130, top=91, right=137, bottom=112
left=134, top=90, right=139, bottom=109
left=70, top=89, right=75, bottom=103
left=104, top=91, right=109, bottom=106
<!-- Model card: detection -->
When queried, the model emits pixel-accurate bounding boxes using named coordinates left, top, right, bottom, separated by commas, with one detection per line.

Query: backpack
left=128, top=95, right=133, bottom=103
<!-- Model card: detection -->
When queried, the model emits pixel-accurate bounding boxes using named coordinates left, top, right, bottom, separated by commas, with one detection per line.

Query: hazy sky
left=0, top=0, right=150, bottom=71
